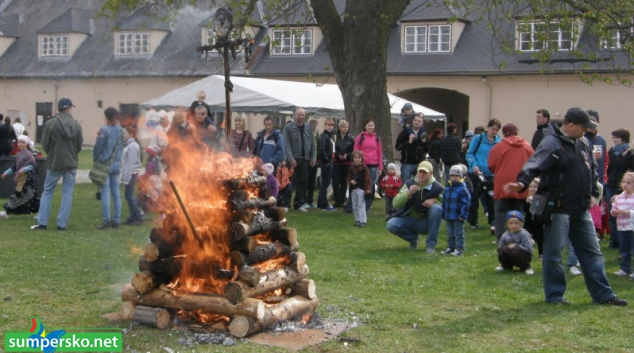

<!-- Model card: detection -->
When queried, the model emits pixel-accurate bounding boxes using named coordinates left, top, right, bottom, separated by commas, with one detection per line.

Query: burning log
left=228, top=296, right=320, bottom=337
left=131, top=271, right=166, bottom=295
left=223, top=175, right=267, bottom=190
left=230, top=251, right=247, bottom=269
left=262, top=206, right=286, bottom=222
left=169, top=180, right=204, bottom=244
left=121, top=284, right=265, bottom=320
left=290, top=279, right=317, bottom=300
left=232, top=236, right=257, bottom=253
left=238, top=266, right=262, bottom=286
left=270, top=228, right=299, bottom=251
left=289, top=252, right=306, bottom=273
left=224, top=265, right=309, bottom=304
left=264, top=295, right=287, bottom=303
left=143, top=242, right=178, bottom=262
left=231, top=212, right=286, bottom=240
left=132, top=305, right=172, bottom=329
left=138, top=256, right=181, bottom=278
left=231, top=197, right=276, bottom=211
left=246, top=242, right=290, bottom=265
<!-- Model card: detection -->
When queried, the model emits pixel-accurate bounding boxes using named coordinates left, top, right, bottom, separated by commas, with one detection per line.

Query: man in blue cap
left=31, top=98, right=83, bottom=231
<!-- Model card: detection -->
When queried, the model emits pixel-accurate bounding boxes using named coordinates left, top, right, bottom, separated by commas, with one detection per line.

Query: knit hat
left=17, top=135, right=31, bottom=145
left=506, top=210, right=524, bottom=223
left=262, top=163, right=274, bottom=175
left=449, top=165, right=463, bottom=177
left=417, top=161, right=433, bottom=173
left=387, top=163, right=397, bottom=171
left=458, top=164, right=468, bottom=176
left=403, top=102, right=413, bottom=110
left=464, top=130, right=474, bottom=138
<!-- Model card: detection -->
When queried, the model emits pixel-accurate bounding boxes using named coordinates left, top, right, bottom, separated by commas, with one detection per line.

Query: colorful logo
left=28, top=318, right=67, bottom=353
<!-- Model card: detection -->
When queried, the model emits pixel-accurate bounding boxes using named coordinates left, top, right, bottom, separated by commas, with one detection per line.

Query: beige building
left=0, top=0, right=632, bottom=147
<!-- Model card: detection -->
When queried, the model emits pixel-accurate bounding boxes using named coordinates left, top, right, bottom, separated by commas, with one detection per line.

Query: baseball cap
left=464, top=130, right=474, bottom=138
left=58, top=98, right=75, bottom=109
left=506, top=210, right=524, bottom=222
left=449, top=165, right=463, bottom=177
left=587, top=110, right=599, bottom=123
left=564, top=107, right=597, bottom=129
left=417, top=161, right=433, bottom=173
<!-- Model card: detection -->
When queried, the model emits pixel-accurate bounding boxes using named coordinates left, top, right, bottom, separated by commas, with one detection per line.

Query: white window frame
left=117, top=32, right=150, bottom=55
left=518, top=21, right=574, bottom=52
left=604, top=19, right=634, bottom=49
left=404, top=26, right=427, bottom=53
left=205, top=28, right=216, bottom=46
left=271, top=29, right=312, bottom=56
left=403, top=25, right=451, bottom=53
left=41, top=35, right=69, bottom=57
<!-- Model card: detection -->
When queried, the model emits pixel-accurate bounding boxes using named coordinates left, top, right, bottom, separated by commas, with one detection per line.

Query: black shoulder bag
left=529, top=173, right=565, bottom=225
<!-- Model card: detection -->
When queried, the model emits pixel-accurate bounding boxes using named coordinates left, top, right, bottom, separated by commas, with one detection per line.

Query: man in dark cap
left=31, top=98, right=83, bottom=231
left=505, top=107, right=626, bottom=306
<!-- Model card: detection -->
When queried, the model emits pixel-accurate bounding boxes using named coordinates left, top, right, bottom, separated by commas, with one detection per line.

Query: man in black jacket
left=505, top=107, right=626, bottom=306
left=395, top=114, right=428, bottom=180
left=440, top=123, right=462, bottom=184
left=317, top=119, right=336, bottom=211
left=530, top=109, right=550, bottom=150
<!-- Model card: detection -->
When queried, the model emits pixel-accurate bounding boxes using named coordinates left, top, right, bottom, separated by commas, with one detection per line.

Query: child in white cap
left=380, top=163, right=403, bottom=217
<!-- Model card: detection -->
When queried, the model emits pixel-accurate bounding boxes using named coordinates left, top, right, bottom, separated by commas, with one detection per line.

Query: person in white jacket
left=121, top=126, right=143, bottom=226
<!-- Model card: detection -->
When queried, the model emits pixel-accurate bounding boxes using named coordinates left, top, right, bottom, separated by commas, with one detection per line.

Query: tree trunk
left=312, top=0, right=412, bottom=161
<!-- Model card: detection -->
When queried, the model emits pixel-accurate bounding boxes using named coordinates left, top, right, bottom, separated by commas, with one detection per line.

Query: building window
left=41, top=35, right=69, bottom=57
left=205, top=28, right=216, bottom=46
left=404, top=25, right=451, bottom=53
left=518, top=21, right=574, bottom=51
left=604, top=19, right=634, bottom=49
left=117, top=32, right=150, bottom=55
left=272, top=29, right=312, bottom=55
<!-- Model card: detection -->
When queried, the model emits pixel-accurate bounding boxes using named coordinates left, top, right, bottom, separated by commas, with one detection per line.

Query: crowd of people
left=2, top=95, right=633, bottom=306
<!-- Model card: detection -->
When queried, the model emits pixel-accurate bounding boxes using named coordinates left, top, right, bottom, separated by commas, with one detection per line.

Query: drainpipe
left=481, top=75, right=492, bottom=120
left=53, top=79, right=59, bottom=108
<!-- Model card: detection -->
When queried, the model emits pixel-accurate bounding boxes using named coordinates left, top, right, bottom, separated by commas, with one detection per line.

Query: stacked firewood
left=119, top=175, right=319, bottom=337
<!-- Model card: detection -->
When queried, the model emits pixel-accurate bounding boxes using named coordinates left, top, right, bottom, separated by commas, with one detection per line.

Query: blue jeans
left=542, top=211, right=616, bottom=303
left=37, top=169, right=77, bottom=228
left=317, top=162, right=333, bottom=208
left=100, top=173, right=121, bottom=223
left=125, top=174, right=142, bottom=220
left=386, top=204, right=442, bottom=249
left=567, top=238, right=578, bottom=267
left=618, top=230, right=634, bottom=273
left=446, top=220, right=465, bottom=250
left=400, top=163, right=417, bottom=182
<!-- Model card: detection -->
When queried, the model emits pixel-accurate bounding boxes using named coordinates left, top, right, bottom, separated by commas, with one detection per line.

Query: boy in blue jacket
left=441, top=165, right=471, bottom=256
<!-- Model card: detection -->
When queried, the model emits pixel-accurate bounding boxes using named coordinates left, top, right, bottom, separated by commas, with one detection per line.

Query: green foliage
left=1, top=186, right=634, bottom=352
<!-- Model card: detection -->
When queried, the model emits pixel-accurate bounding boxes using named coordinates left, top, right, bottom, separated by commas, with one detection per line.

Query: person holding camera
left=465, top=119, right=501, bottom=231
left=395, top=114, right=428, bottom=181
left=505, top=107, right=626, bottom=306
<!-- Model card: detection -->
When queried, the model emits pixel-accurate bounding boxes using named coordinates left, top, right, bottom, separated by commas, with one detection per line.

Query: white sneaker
left=495, top=265, right=504, bottom=272
left=298, top=206, right=307, bottom=213
left=525, top=268, right=534, bottom=275
left=283, top=207, right=289, bottom=213
left=0, top=211, right=8, bottom=220
left=629, top=273, right=634, bottom=279
left=614, top=269, right=629, bottom=276
left=569, top=266, right=582, bottom=276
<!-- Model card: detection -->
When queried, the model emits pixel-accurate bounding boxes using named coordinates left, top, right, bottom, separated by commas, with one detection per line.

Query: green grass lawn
left=1, top=185, right=633, bottom=352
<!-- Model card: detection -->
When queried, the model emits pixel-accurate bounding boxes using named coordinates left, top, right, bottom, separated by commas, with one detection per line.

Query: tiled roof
left=0, top=13, right=20, bottom=37
left=36, top=8, right=92, bottom=34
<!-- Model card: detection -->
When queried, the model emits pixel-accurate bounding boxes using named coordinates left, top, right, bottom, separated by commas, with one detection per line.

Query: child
left=137, top=146, right=164, bottom=217
left=275, top=163, right=293, bottom=212
left=261, top=163, right=279, bottom=199
left=121, top=126, right=143, bottom=226
left=441, top=165, right=471, bottom=256
left=523, top=178, right=544, bottom=260
left=380, top=163, right=402, bottom=217
left=347, top=151, right=371, bottom=227
left=458, top=163, right=473, bottom=194
left=0, top=135, right=40, bottom=219
left=496, top=210, right=534, bottom=275
left=611, top=172, right=634, bottom=278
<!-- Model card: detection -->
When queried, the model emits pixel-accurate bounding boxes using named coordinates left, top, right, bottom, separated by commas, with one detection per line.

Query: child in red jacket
left=380, top=163, right=403, bottom=217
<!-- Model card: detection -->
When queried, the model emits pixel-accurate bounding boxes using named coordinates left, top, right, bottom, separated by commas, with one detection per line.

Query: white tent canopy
left=142, top=75, right=446, bottom=121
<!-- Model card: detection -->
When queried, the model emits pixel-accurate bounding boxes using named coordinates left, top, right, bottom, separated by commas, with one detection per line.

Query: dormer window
left=271, top=29, right=312, bottom=55
left=404, top=25, right=451, bottom=53
left=41, top=35, right=69, bottom=57
left=118, top=32, right=149, bottom=55
left=603, top=19, right=634, bottom=49
left=518, top=21, right=574, bottom=51
left=205, top=28, right=216, bottom=46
